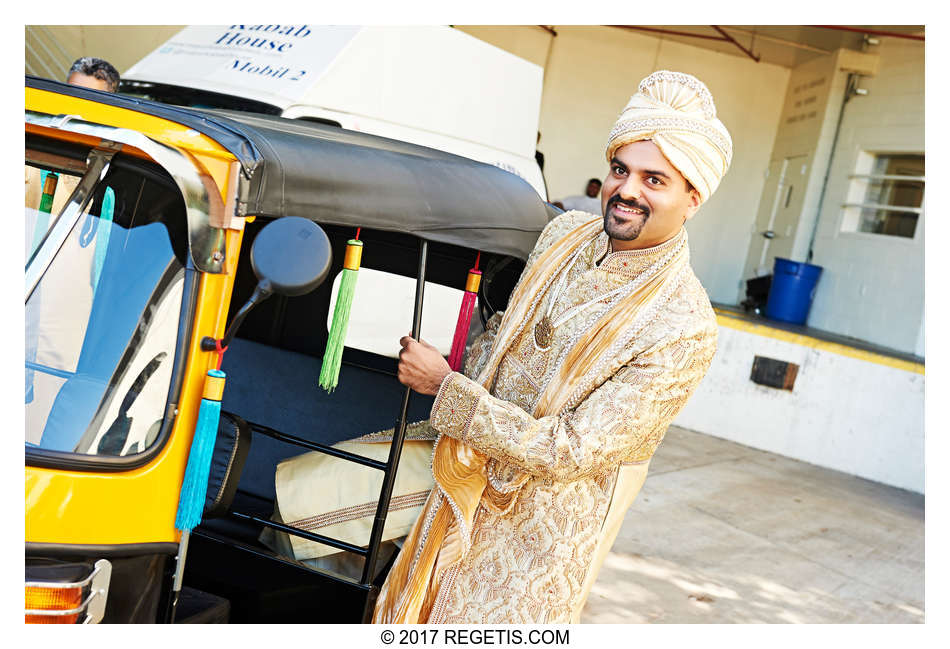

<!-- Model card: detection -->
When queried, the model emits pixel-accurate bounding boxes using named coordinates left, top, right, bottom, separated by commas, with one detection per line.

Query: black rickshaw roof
left=27, top=76, right=549, bottom=260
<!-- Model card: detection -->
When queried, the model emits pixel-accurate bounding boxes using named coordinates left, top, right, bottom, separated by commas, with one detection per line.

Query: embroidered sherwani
left=391, top=211, right=718, bottom=623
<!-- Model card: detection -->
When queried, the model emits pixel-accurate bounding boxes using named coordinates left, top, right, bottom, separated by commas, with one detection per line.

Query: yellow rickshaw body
left=25, top=87, right=245, bottom=547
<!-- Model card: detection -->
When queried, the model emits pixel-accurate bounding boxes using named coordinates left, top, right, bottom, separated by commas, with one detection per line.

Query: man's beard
left=603, top=195, right=650, bottom=241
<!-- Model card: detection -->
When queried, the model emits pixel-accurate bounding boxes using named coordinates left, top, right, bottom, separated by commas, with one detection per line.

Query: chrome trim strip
left=25, top=109, right=225, bottom=276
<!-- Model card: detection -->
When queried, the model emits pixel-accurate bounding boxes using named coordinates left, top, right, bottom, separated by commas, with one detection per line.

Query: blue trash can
left=765, top=257, right=823, bottom=325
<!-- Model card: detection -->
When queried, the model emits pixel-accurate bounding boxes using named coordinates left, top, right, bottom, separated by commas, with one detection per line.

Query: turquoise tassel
left=175, top=369, right=225, bottom=531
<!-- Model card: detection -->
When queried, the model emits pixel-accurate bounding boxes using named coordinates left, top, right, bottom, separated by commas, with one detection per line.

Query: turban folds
left=606, top=70, right=733, bottom=203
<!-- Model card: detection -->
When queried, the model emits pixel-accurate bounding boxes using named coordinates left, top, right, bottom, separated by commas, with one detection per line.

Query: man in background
left=556, top=177, right=602, bottom=214
left=66, top=57, right=120, bottom=92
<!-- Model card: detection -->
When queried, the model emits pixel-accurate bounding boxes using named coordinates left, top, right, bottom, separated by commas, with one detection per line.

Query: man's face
left=585, top=180, right=601, bottom=198
left=600, top=140, right=700, bottom=249
left=67, top=72, right=112, bottom=92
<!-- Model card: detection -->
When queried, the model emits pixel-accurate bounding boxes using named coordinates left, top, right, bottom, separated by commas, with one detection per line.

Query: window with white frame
left=841, top=152, right=924, bottom=238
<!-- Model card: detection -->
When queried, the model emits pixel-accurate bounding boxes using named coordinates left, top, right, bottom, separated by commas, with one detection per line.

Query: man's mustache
left=606, top=195, right=650, bottom=216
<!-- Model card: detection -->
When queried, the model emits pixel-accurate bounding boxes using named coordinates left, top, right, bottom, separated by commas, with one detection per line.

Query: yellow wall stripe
left=714, top=310, right=925, bottom=375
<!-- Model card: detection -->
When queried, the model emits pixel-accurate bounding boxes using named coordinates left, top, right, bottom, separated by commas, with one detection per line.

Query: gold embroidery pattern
left=435, top=475, right=614, bottom=623
left=431, top=375, right=482, bottom=442
left=462, top=312, right=503, bottom=380
left=353, top=420, right=437, bottom=444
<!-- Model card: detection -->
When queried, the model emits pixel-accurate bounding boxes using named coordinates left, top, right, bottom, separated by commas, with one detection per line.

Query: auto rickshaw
left=25, top=75, right=556, bottom=623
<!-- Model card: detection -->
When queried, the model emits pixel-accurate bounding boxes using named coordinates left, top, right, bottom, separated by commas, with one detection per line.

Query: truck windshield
left=119, top=80, right=282, bottom=115
left=25, top=154, right=188, bottom=458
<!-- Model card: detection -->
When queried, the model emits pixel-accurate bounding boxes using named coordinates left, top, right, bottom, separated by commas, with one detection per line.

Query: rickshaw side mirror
left=250, top=216, right=332, bottom=297
left=202, top=217, right=332, bottom=351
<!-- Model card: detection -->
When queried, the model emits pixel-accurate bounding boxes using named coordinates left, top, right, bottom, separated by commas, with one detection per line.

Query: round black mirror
left=250, top=217, right=332, bottom=296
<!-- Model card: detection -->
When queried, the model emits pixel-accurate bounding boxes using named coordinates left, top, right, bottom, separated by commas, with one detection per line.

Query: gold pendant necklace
left=534, top=314, right=554, bottom=348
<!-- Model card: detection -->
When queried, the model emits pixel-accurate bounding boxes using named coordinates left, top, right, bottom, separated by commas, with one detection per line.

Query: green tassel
left=319, top=238, right=362, bottom=392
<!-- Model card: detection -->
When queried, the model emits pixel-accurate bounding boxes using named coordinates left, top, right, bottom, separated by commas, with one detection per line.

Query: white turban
left=606, top=70, right=733, bottom=203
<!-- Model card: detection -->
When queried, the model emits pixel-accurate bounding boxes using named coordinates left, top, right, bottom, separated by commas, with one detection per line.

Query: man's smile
left=610, top=203, right=646, bottom=217
left=606, top=195, right=650, bottom=222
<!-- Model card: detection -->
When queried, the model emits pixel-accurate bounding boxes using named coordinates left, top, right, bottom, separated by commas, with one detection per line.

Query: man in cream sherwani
left=279, top=70, right=733, bottom=624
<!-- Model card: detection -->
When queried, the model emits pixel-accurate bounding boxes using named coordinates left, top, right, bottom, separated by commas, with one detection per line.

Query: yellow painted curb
left=714, top=311, right=924, bottom=375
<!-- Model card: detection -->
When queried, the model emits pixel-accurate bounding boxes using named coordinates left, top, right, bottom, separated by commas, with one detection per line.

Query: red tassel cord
left=214, top=338, right=228, bottom=370
left=448, top=252, right=481, bottom=372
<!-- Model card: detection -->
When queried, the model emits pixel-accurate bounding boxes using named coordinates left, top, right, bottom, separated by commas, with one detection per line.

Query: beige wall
left=26, top=25, right=183, bottom=79
left=456, top=26, right=552, bottom=69
left=459, top=26, right=790, bottom=304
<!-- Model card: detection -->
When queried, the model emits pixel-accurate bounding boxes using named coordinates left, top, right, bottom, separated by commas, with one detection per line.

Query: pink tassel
left=448, top=253, right=482, bottom=372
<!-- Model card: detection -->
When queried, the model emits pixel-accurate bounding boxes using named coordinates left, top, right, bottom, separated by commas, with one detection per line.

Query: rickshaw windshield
left=25, top=154, right=188, bottom=458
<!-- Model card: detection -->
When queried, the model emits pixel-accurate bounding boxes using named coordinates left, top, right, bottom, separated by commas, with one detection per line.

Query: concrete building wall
left=675, top=319, right=925, bottom=493
left=459, top=26, right=790, bottom=306
left=805, top=37, right=925, bottom=354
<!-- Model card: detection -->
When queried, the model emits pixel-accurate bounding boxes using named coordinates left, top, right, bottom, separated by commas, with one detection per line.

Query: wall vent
left=750, top=355, right=799, bottom=390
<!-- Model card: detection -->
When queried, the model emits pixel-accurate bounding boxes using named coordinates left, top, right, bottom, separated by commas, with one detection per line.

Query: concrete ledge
left=675, top=310, right=924, bottom=493
left=714, top=308, right=924, bottom=375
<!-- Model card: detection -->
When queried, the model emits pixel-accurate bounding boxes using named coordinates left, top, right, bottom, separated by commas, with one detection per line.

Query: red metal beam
left=711, top=25, right=761, bottom=62
left=611, top=25, right=729, bottom=41
left=810, top=25, right=924, bottom=41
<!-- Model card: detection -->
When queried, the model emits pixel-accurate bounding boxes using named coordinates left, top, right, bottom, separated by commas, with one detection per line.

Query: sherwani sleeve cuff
left=430, top=371, right=486, bottom=441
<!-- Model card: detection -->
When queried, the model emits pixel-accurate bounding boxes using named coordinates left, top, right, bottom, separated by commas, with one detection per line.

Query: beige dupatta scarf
left=374, top=216, right=689, bottom=623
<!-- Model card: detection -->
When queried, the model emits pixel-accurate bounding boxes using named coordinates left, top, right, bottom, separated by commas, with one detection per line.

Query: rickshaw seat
left=203, top=411, right=252, bottom=519
left=218, top=337, right=434, bottom=504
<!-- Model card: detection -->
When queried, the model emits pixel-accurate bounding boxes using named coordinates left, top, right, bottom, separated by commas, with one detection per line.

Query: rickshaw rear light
left=24, top=559, right=112, bottom=624
left=25, top=586, right=82, bottom=624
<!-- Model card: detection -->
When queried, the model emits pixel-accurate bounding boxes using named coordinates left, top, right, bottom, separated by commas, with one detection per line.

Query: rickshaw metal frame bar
left=228, top=511, right=369, bottom=556
left=360, top=239, right=429, bottom=592
left=247, top=422, right=388, bottom=471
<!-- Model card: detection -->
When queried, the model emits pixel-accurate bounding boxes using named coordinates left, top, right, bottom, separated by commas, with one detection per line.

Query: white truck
left=122, top=25, right=547, bottom=198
